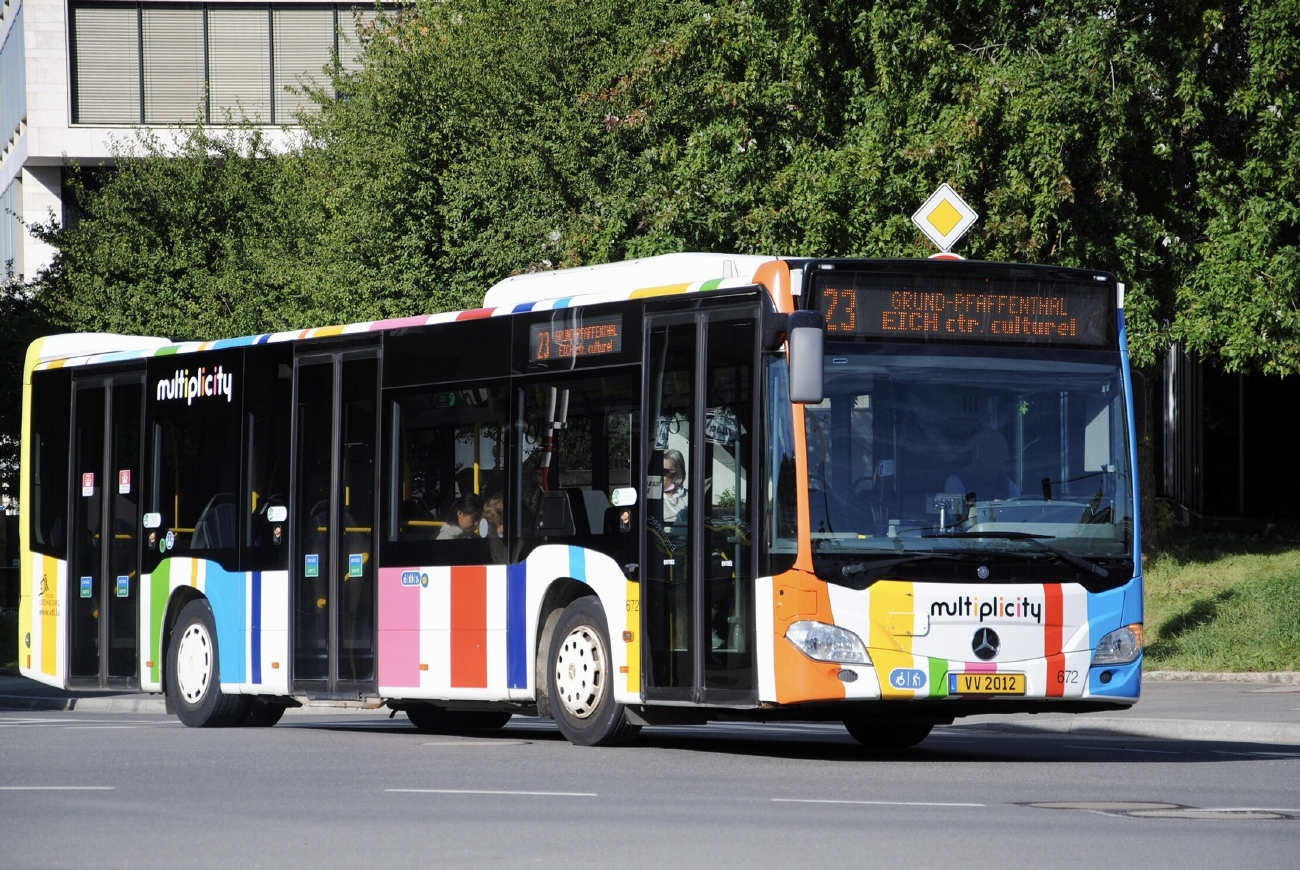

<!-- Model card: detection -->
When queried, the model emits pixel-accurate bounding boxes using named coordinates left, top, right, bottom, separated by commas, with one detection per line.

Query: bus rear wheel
left=405, top=705, right=513, bottom=733
left=843, top=719, right=934, bottom=750
left=546, top=597, right=640, bottom=747
left=167, top=599, right=249, bottom=727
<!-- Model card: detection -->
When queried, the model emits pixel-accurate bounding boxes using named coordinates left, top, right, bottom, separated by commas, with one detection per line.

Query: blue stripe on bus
left=204, top=564, right=247, bottom=685
left=250, top=572, right=262, bottom=685
left=511, top=302, right=537, bottom=313
left=569, top=546, right=587, bottom=583
left=506, top=562, right=528, bottom=689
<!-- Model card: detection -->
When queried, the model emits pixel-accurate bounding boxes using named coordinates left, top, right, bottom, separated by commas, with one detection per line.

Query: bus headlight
left=1092, top=624, right=1143, bottom=665
left=785, top=621, right=871, bottom=664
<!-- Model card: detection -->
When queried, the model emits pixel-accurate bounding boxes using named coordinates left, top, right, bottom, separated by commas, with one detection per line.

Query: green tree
left=30, top=124, right=364, bottom=340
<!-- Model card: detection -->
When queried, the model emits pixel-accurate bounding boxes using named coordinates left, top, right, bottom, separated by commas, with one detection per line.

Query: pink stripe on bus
left=378, top=567, right=421, bottom=688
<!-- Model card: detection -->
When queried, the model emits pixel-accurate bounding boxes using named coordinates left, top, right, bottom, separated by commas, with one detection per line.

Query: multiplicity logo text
left=930, top=595, right=1043, bottom=624
left=156, top=366, right=234, bottom=405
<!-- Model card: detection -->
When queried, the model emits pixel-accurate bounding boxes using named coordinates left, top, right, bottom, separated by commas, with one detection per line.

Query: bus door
left=68, top=374, right=144, bottom=688
left=643, top=308, right=759, bottom=706
left=291, top=350, right=379, bottom=696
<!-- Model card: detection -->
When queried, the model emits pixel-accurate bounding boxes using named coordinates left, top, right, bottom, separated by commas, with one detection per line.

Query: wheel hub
left=553, top=625, right=606, bottom=719
left=175, top=622, right=213, bottom=705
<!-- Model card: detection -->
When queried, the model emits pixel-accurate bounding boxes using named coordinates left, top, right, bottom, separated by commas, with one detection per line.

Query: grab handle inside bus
left=787, top=310, right=826, bottom=404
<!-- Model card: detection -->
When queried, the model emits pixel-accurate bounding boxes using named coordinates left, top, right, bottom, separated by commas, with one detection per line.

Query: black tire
left=546, top=597, right=641, bottom=747
left=405, top=705, right=513, bottom=733
left=240, top=698, right=288, bottom=727
left=167, top=599, right=249, bottom=727
left=843, top=719, right=934, bottom=750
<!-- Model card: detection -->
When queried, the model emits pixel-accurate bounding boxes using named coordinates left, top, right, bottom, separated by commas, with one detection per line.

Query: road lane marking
left=386, top=789, right=597, bottom=797
left=0, top=786, right=115, bottom=791
left=773, top=799, right=985, bottom=807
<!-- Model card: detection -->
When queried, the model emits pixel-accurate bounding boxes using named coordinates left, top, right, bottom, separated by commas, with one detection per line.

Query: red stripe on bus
left=455, top=308, right=496, bottom=321
left=1044, top=584, right=1065, bottom=697
left=450, top=565, right=488, bottom=688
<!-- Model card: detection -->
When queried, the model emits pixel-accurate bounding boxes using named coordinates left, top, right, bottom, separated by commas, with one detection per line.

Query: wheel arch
left=533, top=577, right=597, bottom=718
left=159, top=586, right=207, bottom=713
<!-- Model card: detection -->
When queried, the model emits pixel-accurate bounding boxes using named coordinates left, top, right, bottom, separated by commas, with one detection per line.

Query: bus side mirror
left=787, top=310, right=825, bottom=404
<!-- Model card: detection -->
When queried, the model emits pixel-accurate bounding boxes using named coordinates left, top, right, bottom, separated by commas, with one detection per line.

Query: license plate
left=948, top=672, right=1026, bottom=695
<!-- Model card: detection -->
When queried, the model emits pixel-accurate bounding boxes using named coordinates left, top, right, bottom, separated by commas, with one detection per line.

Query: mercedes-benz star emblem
left=972, top=627, right=1000, bottom=661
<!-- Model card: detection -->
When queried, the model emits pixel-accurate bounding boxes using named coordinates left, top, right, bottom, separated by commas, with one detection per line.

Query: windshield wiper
left=924, top=531, right=1109, bottom=579
left=836, top=553, right=969, bottom=588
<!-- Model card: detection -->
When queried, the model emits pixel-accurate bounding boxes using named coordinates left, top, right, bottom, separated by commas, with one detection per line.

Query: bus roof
left=29, top=254, right=777, bottom=371
left=483, top=253, right=777, bottom=308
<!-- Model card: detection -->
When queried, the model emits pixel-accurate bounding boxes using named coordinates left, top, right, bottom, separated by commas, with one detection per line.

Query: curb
left=1144, top=671, right=1300, bottom=685
left=953, top=717, right=1300, bottom=747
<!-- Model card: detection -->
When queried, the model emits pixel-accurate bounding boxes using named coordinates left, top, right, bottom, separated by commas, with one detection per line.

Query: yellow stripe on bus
left=41, top=554, right=58, bottom=677
left=625, top=579, right=641, bottom=695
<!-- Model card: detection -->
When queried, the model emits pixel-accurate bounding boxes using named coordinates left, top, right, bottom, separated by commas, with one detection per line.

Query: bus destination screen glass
left=528, top=313, right=624, bottom=362
left=812, top=271, right=1116, bottom=349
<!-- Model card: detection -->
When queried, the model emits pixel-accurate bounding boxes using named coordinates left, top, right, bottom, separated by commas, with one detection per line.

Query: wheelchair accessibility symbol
left=889, top=668, right=927, bottom=690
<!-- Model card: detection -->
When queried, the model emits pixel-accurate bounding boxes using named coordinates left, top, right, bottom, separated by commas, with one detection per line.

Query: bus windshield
left=775, top=342, right=1134, bottom=583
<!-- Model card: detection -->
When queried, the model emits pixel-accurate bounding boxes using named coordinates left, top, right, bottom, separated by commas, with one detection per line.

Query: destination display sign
left=812, top=272, right=1115, bottom=348
left=528, top=313, right=624, bottom=362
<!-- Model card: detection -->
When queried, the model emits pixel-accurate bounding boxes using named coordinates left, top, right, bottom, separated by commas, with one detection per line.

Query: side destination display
left=529, top=313, right=623, bottom=362
left=813, top=271, right=1116, bottom=349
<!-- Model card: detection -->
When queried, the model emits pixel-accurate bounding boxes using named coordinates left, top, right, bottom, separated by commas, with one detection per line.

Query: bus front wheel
left=166, top=599, right=249, bottom=727
left=546, top=597, right=640, bottom=747
left=843, top=719, right=934, bottom=750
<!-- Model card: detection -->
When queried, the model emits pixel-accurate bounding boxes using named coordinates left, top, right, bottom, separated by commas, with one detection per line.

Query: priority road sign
left=912, top=184, right=978, bottom=253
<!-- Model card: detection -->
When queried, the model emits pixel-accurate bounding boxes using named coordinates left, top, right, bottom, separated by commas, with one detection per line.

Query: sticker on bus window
left=305, top=555, right=320, bottom=578
left=143, top=513, right=162, bottom=529
left=349, top=554, right=364, bottom=578
left=165, top=531, right=175, bottom=551
left=611, top=488, right=637, bottom=507
left=266, top=505, right=288, bottom=523
left=80, top=577, right=93, bottom=598
left=116, top=576, right=129, bottom=598
left=82, top=473, right=95, bottom=497
left=118, top=470, right=131, bottom=494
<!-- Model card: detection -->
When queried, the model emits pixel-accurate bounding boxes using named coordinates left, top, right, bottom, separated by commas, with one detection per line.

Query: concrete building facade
left=1, top=0, right=376, bottom=280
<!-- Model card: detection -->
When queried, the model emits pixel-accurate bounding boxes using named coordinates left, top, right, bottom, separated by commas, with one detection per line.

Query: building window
left=70, top=3, right=381, bottom=126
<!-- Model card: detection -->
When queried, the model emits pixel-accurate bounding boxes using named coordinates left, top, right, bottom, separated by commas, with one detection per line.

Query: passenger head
left=662, top=448, right=686, bottom=492
left=483, top=494, right=504, bottom=536
left=449, top=493, right=483, bottom=531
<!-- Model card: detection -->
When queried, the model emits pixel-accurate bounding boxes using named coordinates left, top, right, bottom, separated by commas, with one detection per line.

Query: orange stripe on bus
left=450, top=565, right=488, bottom=688
left=1043, top=584, right=1065, bottom=697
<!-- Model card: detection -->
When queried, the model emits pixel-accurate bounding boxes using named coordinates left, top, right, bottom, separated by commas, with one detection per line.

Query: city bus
left=18, top=253, right=1143, bottom=747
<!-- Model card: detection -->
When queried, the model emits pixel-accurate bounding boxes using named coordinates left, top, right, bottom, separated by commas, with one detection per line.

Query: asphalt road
left=2, top=711, right=1297, bottom=870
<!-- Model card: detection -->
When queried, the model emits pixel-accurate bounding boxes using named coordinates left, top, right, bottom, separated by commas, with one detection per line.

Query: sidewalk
left=2, top=669, right=1298, bottom=744
left=954, top=672, right=1300, bottom=745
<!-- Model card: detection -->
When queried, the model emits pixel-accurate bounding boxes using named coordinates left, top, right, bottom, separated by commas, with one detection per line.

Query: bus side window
left=29, top=369, right=72, bottom=558
left=516, top=372, right=638, bottom=567
left=243, top=348, right=293, bottom=569
left=385, top=383, right=506, bottom=566
left=144, top=351, right=243, bottom=573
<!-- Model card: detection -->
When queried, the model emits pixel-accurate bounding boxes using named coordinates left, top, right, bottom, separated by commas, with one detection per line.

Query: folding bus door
left=67, top=374, right=144, bottom=688
left=291, top=350, right=380, bottom=697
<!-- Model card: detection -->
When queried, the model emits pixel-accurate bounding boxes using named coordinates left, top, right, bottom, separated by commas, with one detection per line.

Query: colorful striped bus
left=18, top=253, right=1142, bottom=746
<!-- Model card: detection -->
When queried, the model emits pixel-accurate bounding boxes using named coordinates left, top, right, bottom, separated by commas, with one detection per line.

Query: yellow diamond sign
left=912, top=184, right=978, bottom=252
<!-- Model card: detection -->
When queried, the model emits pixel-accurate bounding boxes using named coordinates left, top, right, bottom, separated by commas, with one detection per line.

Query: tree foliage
left=23, top=0, right=1300, bottom=374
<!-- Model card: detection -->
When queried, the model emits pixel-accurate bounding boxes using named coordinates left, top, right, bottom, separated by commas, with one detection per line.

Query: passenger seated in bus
left=660, top=448, right=689, bottom=524
left=437, top=493, right=484, bottom=540
left=945, top=428, right=1020, bottom=501
left=482, top=493, right=508, bottom=562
